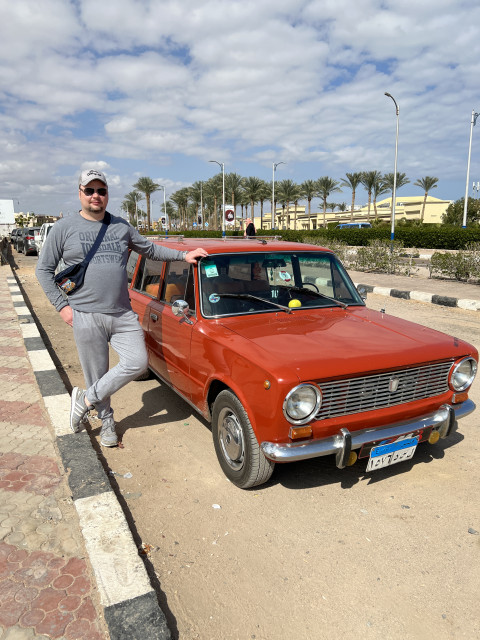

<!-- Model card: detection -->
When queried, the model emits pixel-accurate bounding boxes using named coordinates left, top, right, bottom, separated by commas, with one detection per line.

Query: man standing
left=36, top=168, right=207, bottom=447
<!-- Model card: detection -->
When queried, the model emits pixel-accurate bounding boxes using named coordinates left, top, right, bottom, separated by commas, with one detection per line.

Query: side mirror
left=172, top=299, right=193, bottom=324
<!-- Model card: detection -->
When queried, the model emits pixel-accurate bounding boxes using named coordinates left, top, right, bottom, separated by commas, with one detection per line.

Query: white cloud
left=1, top=0, right=480, bottom=214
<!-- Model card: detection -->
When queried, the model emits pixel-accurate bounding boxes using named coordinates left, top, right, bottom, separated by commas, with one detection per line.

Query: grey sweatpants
left=72, top=309, right=148, bottom=421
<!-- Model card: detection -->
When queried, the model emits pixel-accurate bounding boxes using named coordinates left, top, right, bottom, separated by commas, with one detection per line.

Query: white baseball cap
left=78, top=168, right=108, bottom=187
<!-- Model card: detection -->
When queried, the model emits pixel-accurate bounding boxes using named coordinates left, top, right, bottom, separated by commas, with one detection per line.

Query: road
left=12, top=249, right=480, bottom=640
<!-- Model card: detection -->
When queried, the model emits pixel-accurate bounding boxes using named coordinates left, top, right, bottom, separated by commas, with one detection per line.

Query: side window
left=126, top=251, right=139, bottom=285
left=161, top=261, right=189, bottom=305
left=133, top=257, right=164, bottom=298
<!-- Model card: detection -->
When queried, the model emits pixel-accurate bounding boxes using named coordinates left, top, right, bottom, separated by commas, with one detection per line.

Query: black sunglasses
left=80, top=187, right=108, bottom=196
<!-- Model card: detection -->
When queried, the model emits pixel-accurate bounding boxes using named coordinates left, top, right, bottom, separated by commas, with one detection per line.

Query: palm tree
left=360, top=171, right=382, bottom=222
left=170, top=188, right=190, bottom=230
left=133, top=177, right=160, bottom=231
left=373, top=176, right=389, bottom=220
left=276, top=180, right=301, bottom=229
left=413, top=176, right=438, bottom=223
left=257, top=180, right=271, bottom=231
left=122, top=190, right=143, bottom=227
left=340, top=172, right=363, bottom=221
left=189, top=181, right=204, bottom=228
left=300, top=180, right=318, bottom=229
left=225, top=172, right=244, bottom=219
left=204, top=174, right=223, bottom=230
left=242, top=176, right=264, bottom=223
left=316, top=177, right=341, bottom=227
left=382, top=172, right=410, bottom=214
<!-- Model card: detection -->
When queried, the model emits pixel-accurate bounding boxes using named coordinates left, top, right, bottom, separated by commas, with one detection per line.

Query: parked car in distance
left=127, top=237, right=478, bottom=488
left=336, top=222, right=372, bottom=229
left=35, top=222, right=55, bottom=257
left=10, top=228, right=20, bottom=244
left=16, top=227, right=41, bottom=255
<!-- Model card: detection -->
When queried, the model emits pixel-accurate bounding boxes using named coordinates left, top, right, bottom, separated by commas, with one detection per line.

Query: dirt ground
left=11, top=250, right=480, bottom=640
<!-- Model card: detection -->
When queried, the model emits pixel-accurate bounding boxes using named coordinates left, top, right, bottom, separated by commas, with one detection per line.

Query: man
left=36, top=168, right=208, bottom=447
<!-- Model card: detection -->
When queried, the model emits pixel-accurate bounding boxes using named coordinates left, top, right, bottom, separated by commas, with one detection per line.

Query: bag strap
left=82, top=211, right=111, bottom=265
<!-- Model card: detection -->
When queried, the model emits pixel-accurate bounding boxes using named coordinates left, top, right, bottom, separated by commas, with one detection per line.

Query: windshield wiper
left=215, top=293, right=292, bottom=313
left=289, top=286, right=349, bottom=309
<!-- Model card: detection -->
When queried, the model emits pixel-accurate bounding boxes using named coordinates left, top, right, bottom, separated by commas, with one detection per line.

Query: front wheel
left=212, top=390, right=275, bottom=489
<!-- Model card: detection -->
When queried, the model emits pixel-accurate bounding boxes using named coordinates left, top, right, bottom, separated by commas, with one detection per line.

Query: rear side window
left=132, top=257, right=164, bottom=297
left=161, top=261, right=190, bottom=306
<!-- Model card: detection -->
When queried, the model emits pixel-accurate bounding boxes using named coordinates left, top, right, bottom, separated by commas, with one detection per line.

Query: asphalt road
left=12, top=249, right=480, bottom=640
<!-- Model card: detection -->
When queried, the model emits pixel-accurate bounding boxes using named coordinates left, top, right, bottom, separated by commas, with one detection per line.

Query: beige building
left=255, top=195, right=452, bottom=230
left=14, top=212, right=60, bottom=227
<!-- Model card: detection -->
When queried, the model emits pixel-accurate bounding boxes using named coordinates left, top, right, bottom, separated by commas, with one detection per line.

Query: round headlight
left=283, top=384, right=322, bottom=424
left=450, top=357, right=478, bottom=392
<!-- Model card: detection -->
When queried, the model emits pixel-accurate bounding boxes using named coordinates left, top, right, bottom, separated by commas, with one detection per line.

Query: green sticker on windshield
left=204, top=264, right=219, bottom=278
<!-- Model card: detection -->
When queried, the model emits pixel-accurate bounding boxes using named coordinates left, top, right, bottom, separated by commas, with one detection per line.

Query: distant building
left=0, top=199, right=15, bottom=235
left=255, top=195, right=453, bottom=230
left=14, top=212, right=60, bottom=227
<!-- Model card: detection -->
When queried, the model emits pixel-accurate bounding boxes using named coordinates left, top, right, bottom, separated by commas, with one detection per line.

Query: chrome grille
left=315, top=361, right=452, bottom=420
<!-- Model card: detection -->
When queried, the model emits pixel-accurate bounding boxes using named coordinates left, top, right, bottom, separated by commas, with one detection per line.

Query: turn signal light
left=452, top=392, right=468, bottom=404
left=289, top=426, right=312, bottom=440
left=428, top=431, right=440, bottom=445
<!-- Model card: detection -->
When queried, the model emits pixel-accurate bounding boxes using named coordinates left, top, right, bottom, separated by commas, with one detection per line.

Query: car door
left=146, top=261, right=195, bottom=400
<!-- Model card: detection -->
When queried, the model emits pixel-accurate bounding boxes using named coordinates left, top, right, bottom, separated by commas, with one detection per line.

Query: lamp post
left=385, top=92, right=399, bottom=247
left=272, top=162, right=285, bottom=230
left=463, top=110, right=479, bottom=228
left=209, top=160, right=225, bottom=236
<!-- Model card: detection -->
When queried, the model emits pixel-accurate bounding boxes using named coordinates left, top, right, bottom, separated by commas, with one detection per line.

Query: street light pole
left=385, top=92, right=399, bottom=248
left=272, top=162, right=285, bottom=230
left=463, top=110, right=479, bottom=228
left=209, top=160, right=225, bottom=236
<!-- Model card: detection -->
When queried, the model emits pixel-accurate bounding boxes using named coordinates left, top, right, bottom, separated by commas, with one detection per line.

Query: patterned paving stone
left=0, top=403, right=49, bottom=428
left=0, top=542, right=105, bottom=639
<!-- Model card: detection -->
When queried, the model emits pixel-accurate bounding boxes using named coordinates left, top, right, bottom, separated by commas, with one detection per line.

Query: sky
left=1, top=0, right=480, bottom=219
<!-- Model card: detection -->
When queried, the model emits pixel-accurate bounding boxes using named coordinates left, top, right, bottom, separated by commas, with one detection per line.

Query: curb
left=7, top=274, right=171, bottom=640
left=354, top=282, right=480, bottom=311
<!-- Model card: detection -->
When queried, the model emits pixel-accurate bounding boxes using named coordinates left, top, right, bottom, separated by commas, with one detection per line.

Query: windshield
left=200, top=251, right=364, bottom=317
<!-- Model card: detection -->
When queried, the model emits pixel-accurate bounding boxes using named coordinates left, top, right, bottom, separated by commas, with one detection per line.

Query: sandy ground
left=11, top=250, right=480, bottom=640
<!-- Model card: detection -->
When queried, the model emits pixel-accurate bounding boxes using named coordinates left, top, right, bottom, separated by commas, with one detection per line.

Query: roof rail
left=148, top=235, right=283, bottom=243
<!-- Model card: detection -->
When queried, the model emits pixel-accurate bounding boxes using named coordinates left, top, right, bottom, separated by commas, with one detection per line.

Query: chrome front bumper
left=261, top=400, right=476, bottom=468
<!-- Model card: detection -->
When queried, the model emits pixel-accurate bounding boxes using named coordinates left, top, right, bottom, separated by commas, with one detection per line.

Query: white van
left=35, top=222, right=55, bottom=256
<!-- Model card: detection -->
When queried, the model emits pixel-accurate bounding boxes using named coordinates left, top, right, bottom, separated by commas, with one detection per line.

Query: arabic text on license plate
left=366, top=436, right=419, bottom=472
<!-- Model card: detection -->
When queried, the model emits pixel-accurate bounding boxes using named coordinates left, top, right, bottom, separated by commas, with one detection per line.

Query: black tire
left=212, top=390, right=275, bottom=489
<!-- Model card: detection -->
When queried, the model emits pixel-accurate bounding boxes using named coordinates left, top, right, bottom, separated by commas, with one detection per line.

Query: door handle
left=150, top=313, right=158, bottom=322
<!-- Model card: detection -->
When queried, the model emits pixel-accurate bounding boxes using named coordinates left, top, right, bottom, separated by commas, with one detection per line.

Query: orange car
left=127, top=237, right=478, bottom=488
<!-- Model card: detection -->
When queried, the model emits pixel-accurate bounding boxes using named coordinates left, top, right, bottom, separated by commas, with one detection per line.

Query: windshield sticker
left=204, top=264, right=219, bottom=278
left=279, top=270, right=292, bottom=282
left=209, top=293, right=220, bottom=303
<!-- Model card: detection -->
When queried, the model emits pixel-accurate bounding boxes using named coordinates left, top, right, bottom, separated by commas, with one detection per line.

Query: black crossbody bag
left=54, top=212, right=111, bottom=296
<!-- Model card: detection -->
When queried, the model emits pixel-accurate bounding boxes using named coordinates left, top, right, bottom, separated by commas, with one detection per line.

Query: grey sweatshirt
left=36, top=212, right=186, bottom=313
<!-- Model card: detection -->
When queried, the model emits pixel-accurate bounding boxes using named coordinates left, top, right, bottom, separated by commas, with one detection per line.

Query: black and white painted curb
left=7, top=275, right=170, bottom=640
left=354, top=282, right=480, bottom=311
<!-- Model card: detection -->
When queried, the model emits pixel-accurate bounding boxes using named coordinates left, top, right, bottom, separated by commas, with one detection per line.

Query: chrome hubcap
left=218, top=408, right=245, bottom=470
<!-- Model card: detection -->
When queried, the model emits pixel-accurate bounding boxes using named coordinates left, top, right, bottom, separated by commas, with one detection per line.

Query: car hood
left=218, top=306, right=476, bottom=381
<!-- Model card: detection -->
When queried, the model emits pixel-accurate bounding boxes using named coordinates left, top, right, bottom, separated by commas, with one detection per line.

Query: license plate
left=366, top=436, right=419, bottom=472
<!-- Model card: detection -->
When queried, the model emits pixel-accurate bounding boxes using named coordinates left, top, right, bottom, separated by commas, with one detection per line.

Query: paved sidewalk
left=0, top=266, right=170, bottom=640
left=0, top=269, right=108, bottom=639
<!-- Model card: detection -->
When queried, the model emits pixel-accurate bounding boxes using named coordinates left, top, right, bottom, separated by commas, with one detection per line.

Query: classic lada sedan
left=127, top=236, right=478, bottom=488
